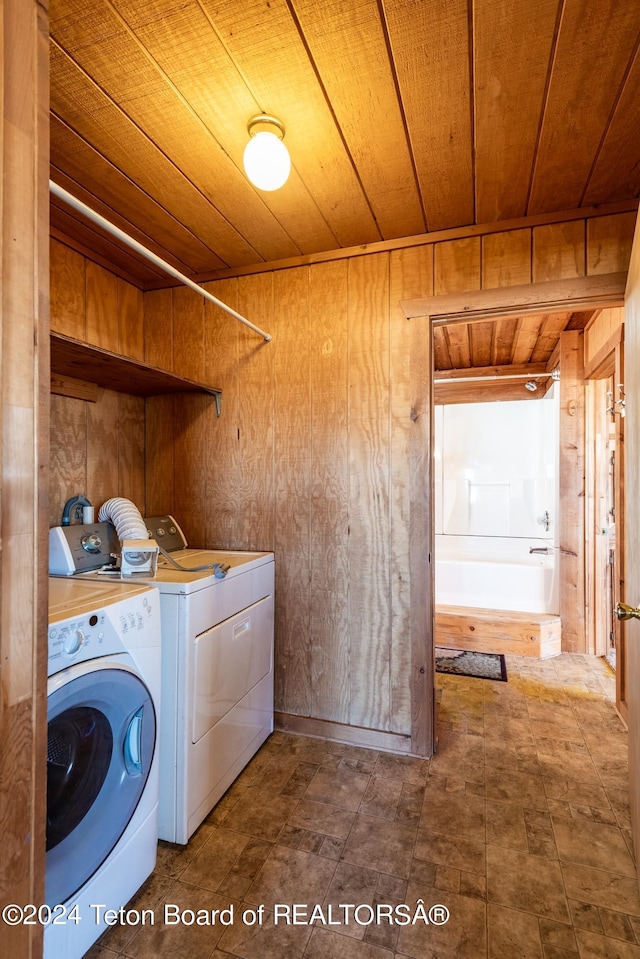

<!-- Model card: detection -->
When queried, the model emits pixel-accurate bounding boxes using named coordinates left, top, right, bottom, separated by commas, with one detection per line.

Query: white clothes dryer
left=45, top=578, right=161, bottom=959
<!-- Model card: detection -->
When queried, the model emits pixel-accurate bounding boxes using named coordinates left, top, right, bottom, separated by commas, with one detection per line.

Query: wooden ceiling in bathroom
left=49, top=0, right=640, bottom=286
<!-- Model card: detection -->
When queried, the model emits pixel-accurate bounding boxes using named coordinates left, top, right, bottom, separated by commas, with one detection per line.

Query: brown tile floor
left=88, top=653, right=640, bottom=959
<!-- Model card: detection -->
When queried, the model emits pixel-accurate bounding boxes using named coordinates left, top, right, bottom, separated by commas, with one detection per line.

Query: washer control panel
left=48, top=591, right=156, bottom=675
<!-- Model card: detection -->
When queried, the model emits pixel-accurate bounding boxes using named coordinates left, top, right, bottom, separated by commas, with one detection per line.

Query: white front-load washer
left=45, top=578, right=161, bottom=959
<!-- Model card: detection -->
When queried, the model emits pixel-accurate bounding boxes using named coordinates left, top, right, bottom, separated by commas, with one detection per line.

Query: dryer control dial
left=64, top=629, right=83, bottom=656
left=81, top=533, right=102, bottom=553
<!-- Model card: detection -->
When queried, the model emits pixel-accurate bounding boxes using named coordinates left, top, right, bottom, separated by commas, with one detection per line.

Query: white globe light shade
left=243, top=131, right=291, bottom=191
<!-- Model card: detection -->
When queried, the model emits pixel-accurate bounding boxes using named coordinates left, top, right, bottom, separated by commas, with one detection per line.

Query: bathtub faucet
left=529, top=546, right=549, bottom=554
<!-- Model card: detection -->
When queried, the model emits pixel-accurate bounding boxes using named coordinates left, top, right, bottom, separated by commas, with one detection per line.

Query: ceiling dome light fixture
left=243, top=114, right=291, bottom=191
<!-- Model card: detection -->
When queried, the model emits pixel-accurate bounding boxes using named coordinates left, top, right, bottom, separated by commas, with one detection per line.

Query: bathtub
left=435, top=535, right=558, bottom=614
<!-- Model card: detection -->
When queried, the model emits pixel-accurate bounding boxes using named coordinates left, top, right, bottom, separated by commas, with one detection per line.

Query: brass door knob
left=616, top=602, right=640, bottom=621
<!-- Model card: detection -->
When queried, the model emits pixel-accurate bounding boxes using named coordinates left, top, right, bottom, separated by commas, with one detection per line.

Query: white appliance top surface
left=48, top=576, right=158, bottom=622
left=68, top=549, right=274, bottom=594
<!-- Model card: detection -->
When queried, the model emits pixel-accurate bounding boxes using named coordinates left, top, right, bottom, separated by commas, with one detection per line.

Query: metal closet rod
left=49, top=180, right=272, bottom=342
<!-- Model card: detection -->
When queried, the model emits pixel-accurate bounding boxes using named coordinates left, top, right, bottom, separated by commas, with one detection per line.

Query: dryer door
left=45, top=660, right=156, bottom=907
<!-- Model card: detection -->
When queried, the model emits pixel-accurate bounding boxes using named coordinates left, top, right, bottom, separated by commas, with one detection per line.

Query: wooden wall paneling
left=272, top=267, right=312, bottom=718
left=202, top=278, right=240, bottom=546
left=558, top=330, right=586, bottom=653
left=409, top=310, right=433, bottom=757
left=587, top=212, right=637, bottom=276
left=117, top=393, right=146, bottom=513
left=50, top=238, right=85, bottom=338
left=49, top=394, right=87, bottom=526
left=85, top=260, right=119, bottom=351
left=144, top=395, right=175, bottom=516
left=389, top=245, right=434, bottom=737
left=584, top=306, right=624, bottom=363
left=144, top=287, right=173, bottom=372
left=434, top=237, right=481, bottom=295
left=347, top=252, right=391, bottom=730
left=86, top=388, right=120, bottom=511
left=308, top=260, right=350, bottom=724
left=481, top=229, right=532, bottom=289
left=172, top=286, right=205, bottom=384
left=0, top=2, right=48, bottom=952
left=235, top=272, right=275, bottom=551
left=532, top=220, right=586, bottom=282
left=117, top=278, right=144, bottom=362
left=172, top=393, right=214, bottom=548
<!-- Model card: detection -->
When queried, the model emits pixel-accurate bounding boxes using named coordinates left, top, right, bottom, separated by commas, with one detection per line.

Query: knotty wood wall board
left=86, top=259, right=119, bottom=351
left=145, top=394, right=175, bottom=516
left=144, top=288, right=173, bottom=373
left=50, top=238, right=86, bottom=339
left=50, top=389, right=146, bottom=525
left=533, top=220, right=586, bottom=282
left=390, top=245, right=434, bottom=737
left=347, top=253, right=391, bottom=730
left=587, top=212, right=638, bottom=277
left=117, top=279, right=144, bottom=363
left=51, top=238, right=146, bottom=362
left=308, top=260, right=350, bottom=724
left=203, top=278, right=241, bottom=545
left=173, top=285, right=205, bottom=384
left=271, top=267, right=312, bottom=717
left=481, top=229, right=532, bottom=289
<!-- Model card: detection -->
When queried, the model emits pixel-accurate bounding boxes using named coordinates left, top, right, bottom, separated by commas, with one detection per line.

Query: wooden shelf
left=50, top=332, right=221, bottom=398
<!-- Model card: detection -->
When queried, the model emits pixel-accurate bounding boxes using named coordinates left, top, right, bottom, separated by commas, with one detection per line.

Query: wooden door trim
left=402, top=272, right=627, bottom=324
left=406, top=273, right=626, bottom=755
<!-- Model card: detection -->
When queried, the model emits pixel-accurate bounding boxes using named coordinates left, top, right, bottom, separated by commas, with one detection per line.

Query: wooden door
left=623, top=211, right=640, bottom=859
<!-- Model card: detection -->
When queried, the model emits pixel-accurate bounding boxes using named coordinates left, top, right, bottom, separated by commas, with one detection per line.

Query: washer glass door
left=46, top=662, right=156, bottom=907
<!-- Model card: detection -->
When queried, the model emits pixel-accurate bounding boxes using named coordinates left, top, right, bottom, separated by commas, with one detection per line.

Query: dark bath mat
left=435, top=647, right=507, bottom=682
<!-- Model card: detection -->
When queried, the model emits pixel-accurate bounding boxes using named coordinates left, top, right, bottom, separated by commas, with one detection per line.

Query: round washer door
left=45, top=660, right=156, bottom=907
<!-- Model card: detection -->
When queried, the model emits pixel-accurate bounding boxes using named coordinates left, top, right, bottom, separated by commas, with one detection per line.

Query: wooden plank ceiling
left=50, top=0, right=640, bottom=291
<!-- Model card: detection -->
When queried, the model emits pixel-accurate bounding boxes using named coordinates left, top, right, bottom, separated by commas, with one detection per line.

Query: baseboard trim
left=274, top=712, right=413, bottom=755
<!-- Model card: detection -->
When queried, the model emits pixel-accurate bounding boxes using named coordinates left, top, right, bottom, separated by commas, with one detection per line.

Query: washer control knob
left=64, top=629, right=83, bottom=655
left=81, top=533, right=102, bottom=553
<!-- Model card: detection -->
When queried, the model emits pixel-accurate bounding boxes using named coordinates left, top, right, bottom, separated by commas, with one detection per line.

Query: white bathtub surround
left=434, top=395, right=560, bottom=616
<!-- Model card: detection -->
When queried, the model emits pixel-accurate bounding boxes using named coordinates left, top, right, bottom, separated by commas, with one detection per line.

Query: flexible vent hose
left=98, top=497, right=149, bottom=542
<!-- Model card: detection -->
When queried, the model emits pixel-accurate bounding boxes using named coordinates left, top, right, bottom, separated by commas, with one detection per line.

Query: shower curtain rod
left=49, top=180, right=272, bottom=342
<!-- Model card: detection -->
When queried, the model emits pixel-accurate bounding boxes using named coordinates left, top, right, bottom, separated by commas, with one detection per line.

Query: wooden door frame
left=403, top=272, right=626, bottom=755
